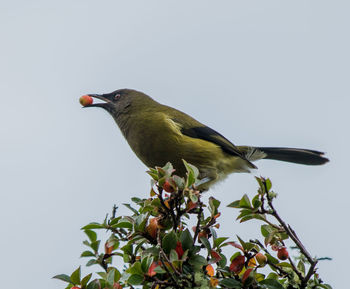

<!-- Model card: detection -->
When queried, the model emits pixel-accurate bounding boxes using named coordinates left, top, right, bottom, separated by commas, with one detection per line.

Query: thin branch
left=157, top=187, right=178, bottom=230
left=264, top=182, right=318, bottom=288
left=156, top=230, right=180, bottom=286
left=193, top=202, right=204, bottom=245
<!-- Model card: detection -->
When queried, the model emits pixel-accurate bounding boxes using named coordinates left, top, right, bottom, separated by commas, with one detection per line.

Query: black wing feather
left=180, top=126, right=246, bottom=159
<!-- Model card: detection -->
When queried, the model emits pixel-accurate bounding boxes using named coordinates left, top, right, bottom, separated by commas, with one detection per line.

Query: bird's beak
left=84, top=94, right=112, bottom=108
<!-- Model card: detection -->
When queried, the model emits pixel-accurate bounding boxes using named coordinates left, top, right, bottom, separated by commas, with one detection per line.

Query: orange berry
left=206, top=264, right=215, bottom=276
left=104, top=242, right=113, bottom=255
left=79, top=95, right=93, bottom=106
left=146, top=218, right=159, bottom=239
left=255, top=252, right=267, bottom=265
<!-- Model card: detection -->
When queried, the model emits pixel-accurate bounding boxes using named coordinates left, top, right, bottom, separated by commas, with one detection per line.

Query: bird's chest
left=125, top=116, right=182, bottom=168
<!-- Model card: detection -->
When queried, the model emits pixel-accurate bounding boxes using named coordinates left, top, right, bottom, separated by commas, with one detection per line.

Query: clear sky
left=0, top=1, right=349, bottom=288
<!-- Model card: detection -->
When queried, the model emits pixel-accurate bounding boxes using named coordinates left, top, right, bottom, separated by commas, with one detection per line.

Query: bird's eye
left=114, top=94, right=121, bottom=100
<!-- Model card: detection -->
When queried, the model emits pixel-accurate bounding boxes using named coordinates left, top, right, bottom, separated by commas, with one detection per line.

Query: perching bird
left=83, top=89, right=328, bottom=189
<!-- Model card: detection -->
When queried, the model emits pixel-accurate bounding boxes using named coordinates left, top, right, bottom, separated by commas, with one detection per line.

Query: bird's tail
left=240, top=146, right=329, bottom=165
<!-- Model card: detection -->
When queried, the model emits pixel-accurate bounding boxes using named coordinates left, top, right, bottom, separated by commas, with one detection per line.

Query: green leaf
left=106, top=269, right=115, bottom=287
left=141, top=256, right=151, bottom=273
left=142, top=247, right=160, bottom=257
left=170, top=249, right=179, bottom=262
left=131, top=197, right=142, bottom=203
left=277, top=262, right=292, bottom=268
left=265, top=179, right=272, bottom=191
left=189, top=255, right=207, bottom=267
left=128, top=274, right=144, bottom=285
left=162, top=231, right=177, bottom=254
left=128, top=262, right=143, bottom=275
left=134, top=213, right=148, bottom=232
left=189, top=191, right=198, bottom=203
left=297, top=260, right=305, bottom=275
left=218, top=253, right=227, bottom=268
left=81, top=251, right=95, bottom=258
left=52, top=274, right=72, bottom=284
left=112, top=220, right=133, bottom=229
left=173, top=175, right=185, bottom=190
left=81, top=273, right=92, bottom=289
left=180, top=229, right=193, bottom=251
left=266, top=253, right=279, bottom=265
left=266, top=272, right=279, bottom=280
left=200, top=237, right=211, bottom=252
left=86, top=279, right=100, bottom=289
left=237, top=209, right=254, bottom=219
left=255, top=176, right=264, bottom=190
left=123, top=203, right=139, bottom=215
left=70, top=267, right=81, bottom=285
left=239, top=194, right=252, bottom=209
left=153, top=266, right=166, bottom=274
left=109, top=217, right=122, bottom=226
left=209, top=197, right=221, bottom=215
left=261, top=225, right=276, bottom=237
left=317, top=285, right=333, bottom=289
left=81, top=223, right=105, bottom=230
left=147, top=171, right=159, bottom=181
left=90, top=240, right=100, bottom=253
left=183, top=160, right=199, bottom=187
left=214, top=237, right=229, bottom=248
left=121, top=243, right=133, bottom=255
left=162, top=162, right=174, bottom=175
left=227, top=200, right=240, bottom=208
left=236, top=235, right=246, bottom=250
left=259, top=279, right=284, bottom=289
left=252, top=195, right=262, bottom=209
left=86, top=259, right=97, bottom=267
left=219, top=278, right=242, bottom=288
left=84, top=230, right=97, bottom=243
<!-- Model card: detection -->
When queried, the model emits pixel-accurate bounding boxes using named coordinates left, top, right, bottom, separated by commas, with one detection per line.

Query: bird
left=82, top=88, right=329, bottom=190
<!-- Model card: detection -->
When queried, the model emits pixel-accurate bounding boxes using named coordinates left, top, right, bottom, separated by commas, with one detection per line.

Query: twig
left=264, top=182, right=318, bottom=287
left=193, top=202, right=204, bottom=245
left=156, top=230, right=180, bottom=286
left=157, top=187, right=178, bottom=230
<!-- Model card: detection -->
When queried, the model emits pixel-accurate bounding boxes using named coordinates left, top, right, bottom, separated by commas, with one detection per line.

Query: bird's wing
left=167, top=111, right=247, bottom=160
left=180, top=125, right=246, bottom=158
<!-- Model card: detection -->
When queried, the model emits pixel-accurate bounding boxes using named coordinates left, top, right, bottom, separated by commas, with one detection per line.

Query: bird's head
left=83, top=88, right=155, bottom=115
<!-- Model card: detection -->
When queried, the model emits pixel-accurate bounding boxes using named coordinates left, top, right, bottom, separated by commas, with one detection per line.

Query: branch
left=193, top=202, right=204, bottom=245
left=266, top=186, right=318, bottom=287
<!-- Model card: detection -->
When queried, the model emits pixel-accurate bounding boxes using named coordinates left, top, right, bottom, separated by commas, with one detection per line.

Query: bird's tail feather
left=254, top=147, right=329, bottom=165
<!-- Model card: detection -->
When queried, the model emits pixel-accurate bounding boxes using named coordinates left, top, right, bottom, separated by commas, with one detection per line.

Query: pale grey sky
left=0, top=1, right=349, bottom=288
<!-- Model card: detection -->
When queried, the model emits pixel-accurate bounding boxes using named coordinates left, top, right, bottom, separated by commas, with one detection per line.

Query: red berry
left=163, top=181, right=174, bottom=192
left=277, top=247, right=289, bottom=260
left=79, top=95, right=93, bottom=106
